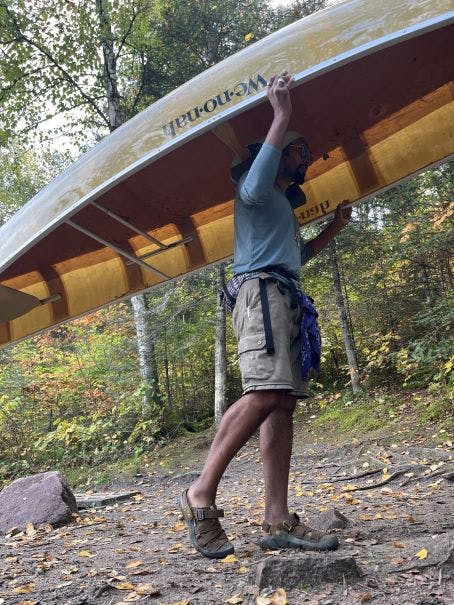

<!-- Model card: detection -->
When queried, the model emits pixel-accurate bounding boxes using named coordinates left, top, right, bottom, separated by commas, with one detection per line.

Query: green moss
left=60, top=455, right=143, bottom=490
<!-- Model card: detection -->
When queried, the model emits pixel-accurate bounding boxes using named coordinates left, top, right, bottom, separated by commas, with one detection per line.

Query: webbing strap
left=259, top=278, right=275, bottom=355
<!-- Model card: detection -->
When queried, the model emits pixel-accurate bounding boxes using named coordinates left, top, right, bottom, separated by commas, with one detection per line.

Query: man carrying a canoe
left=179, top=70, right=352, bottom=559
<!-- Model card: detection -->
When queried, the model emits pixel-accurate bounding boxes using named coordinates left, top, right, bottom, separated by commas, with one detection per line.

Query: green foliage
left=311, top=391, right=389, bottom=433
left=306, top=160, right=454, bottom=392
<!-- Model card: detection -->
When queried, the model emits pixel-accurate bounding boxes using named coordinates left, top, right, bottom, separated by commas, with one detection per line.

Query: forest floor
left=1, top=404, right=453, bottom=605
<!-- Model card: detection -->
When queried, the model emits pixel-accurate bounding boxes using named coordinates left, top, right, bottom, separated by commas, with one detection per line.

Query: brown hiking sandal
left=259, top=512, right=339, bottom=551
left=178, top=489, right=234, bottom=559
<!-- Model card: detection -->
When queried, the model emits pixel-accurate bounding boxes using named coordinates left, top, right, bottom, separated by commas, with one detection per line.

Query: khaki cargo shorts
left=232, top=276, right=309, bottom=398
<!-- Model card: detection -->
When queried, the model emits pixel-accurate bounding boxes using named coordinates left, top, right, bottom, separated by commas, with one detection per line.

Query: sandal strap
left=187, top=505, right=225, bottom=521
left=263, top=512, right=314, bottom=535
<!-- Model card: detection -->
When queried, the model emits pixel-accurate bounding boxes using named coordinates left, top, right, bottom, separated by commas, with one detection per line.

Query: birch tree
left=328, top=240, right=361, bottom=393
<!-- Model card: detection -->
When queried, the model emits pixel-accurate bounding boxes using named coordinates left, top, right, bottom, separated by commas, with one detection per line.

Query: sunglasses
left=287, top=144, right=313, bottom=165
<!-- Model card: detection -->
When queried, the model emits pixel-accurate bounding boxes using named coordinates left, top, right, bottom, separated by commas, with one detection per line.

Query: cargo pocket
left=237, top=332, right=272, bottom=381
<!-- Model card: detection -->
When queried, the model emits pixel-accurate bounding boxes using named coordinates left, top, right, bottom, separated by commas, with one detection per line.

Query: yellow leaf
left=78, top=550, right=95, bottom=558
left=112, top=581, right=135, bottom=590
left=270, top=588, right=288, bottom=605
left=126, top=560, right=142, bottom=568
left=256, top=597, right=271, bottom=605
left=170, top=522, right=186, bottom=532
left=380, top=487, right=394, bottom=495
left=168, top=543, right=182, bottom=553
left=244, top=32, right=254, bottom=42
left=221, top=554, right=237, bottom=563
left=394, top=542, right=405, bottom=548
left=238, top=566, right=249, bottom=574
left=25, top=523, right=36, bottom=536
left=13, top=583, right=35, bottom=594
left=415, top=548, right=428, bottom=560
left=135, top=582, right=160, bottom=596
left=132, top=493, right=144, bottom=502
left=226, top=595, right=243, bottom=604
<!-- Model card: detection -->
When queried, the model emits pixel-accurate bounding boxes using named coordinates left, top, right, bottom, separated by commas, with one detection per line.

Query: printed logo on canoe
left=162, top=73, right=267, bottom=138
left=296, top=200, right=331, bottom=224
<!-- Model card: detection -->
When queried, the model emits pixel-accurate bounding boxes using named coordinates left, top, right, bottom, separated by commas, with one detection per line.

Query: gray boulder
left=0, top=471, right=78, bottom=534
left=255, top=553, right=362, bottom=589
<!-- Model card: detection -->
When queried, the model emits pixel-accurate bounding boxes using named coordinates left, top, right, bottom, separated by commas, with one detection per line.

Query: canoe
left=0, top=0, right=453, bottom=347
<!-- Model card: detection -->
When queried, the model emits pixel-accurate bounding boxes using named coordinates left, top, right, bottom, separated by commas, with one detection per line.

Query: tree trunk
left=163, top=329, right=173, bottom=410
left=328, top=240, right=361, bottom=393
left=96, top=0, right=122, bottom=130
left=131, top=295, right=159, bottom=416
left=96, top=0, right=159, bottom=413
left=214, top=263, right=227, bottom=425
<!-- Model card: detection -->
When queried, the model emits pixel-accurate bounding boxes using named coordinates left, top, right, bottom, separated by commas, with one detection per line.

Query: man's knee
left=278, top=393, right=297, bottom=414
left=244, top=390, right=296, bottom=414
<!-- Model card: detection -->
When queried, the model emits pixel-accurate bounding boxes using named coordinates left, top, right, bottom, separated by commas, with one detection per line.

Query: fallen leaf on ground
left=226, top=595, right=243, bottom=604
left=126, top=560, right=143, bottom=568
left=135, top=582, right=160, bottom=596
left=170, top=522, right=186, bottom=532
left=270, top=588, right=287, bottom=605
left=394, top=542, right=405, bottom=549
left=13, top=583, right=36, bottom=594
left=78, top=549, right=95, bottom=558
left=112, top=581, right=135, bottom=590
left=415, top=548, right=428, bottom=559
left=360, top=593, right=372, bottom=603
left=221, top=554, right=237, bottom=563
left=238, top=566, right=249, bottom=573
left=390, top=557, right=405, bottom=565
left=25, top=523, right=36, bottom=536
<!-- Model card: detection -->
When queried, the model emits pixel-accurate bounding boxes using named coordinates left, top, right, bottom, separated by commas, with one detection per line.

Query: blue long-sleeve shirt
left=233, top=143, right=314, bottom=279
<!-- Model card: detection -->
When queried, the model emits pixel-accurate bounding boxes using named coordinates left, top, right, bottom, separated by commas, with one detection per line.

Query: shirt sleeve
left=237, top=143, right=282, bottom=206
left=300, top=240, right=315, bottom=266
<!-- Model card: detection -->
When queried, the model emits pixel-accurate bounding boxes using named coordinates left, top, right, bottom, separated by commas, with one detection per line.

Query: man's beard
left=292, top=168, right=306, bottom=185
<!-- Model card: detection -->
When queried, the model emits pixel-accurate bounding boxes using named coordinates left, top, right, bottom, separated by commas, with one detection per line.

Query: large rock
left=0, top=471, right=78, bottom=534
left=255, top=553, right=363, bottom=590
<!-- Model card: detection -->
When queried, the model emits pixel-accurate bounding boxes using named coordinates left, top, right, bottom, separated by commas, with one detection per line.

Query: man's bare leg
left=259, top=394, right=296, bottom=524
left=188, top=390, right=283, bottom=507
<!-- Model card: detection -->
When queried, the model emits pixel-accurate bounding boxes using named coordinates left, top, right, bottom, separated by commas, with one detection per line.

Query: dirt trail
left=1, top=424, right=453, bottom=605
